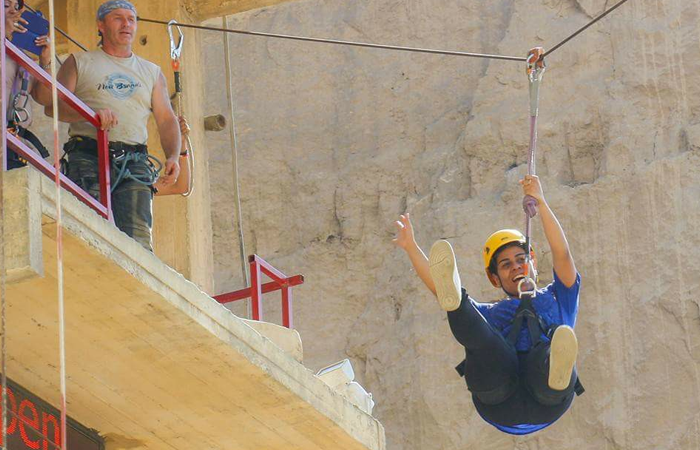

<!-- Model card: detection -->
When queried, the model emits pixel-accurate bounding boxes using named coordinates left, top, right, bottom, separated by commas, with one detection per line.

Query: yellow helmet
left=482, top=229, right=535, bottom=287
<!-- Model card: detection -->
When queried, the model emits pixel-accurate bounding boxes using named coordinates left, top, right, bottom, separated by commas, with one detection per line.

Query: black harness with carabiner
left=454, top=293, right=584, bottom=397
left=508, top=293, right=585, bottom=396
left=6, top=68, right=50, bottom=169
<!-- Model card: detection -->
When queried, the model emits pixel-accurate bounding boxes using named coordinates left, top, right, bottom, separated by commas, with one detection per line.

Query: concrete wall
left=201, top=0, right=700, bottom=448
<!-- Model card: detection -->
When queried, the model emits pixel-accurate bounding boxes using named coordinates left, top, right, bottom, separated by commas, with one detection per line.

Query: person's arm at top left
left=28, top=35, right=52, bottom=106
left=152, top=70, right=180, bottom=186
left=520, top=174, right=577, bottom=288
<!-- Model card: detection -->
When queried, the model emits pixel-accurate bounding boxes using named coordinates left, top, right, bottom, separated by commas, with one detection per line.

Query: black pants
left=64, top=141, right=155, bottom=252
left=448, top=290, right=576, bottom=425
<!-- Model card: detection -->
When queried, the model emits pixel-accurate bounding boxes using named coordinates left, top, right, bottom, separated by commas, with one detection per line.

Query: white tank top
left=68, top=48, right=160, bottom=145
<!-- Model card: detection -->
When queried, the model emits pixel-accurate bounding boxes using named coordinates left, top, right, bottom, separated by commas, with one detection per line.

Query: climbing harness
left=9, top=68, right=30, bottom=125
left=6, top=68, right=50, bottom=168
left=110, top=148, right=162, bottom=193
left=168, top=19, right=195, bottom=197
left=517, top=50, right=545, bottom=300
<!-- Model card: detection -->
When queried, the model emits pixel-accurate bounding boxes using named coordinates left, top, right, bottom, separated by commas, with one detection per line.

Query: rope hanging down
left=222, top=16, right=250, bottom=292
left=1, top=4, right=9, bottom=449
left=45, top=0, right=69, bottom=446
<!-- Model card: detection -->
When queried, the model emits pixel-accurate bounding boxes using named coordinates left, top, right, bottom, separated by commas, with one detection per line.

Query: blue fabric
left=97, top=0, right=136, bottom=20
left=471, top=270, right=581, bottom=434
left=473, top=270, right=580, bottom=351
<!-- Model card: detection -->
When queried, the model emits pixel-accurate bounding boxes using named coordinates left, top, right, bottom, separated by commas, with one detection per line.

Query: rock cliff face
left=202, top=0, right=700, bottom=448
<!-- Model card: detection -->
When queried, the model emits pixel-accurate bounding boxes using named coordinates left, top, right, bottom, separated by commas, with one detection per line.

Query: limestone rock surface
left=201, top=0, right=700, bottom=448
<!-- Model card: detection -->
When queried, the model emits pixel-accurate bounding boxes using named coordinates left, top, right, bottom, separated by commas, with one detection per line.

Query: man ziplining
left=393, top=47, right=583, bottom=435
left=393, top=174, right=581, bottom=434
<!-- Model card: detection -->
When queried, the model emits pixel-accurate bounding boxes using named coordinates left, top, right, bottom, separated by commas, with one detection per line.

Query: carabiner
left=526, top=48, right=546, bottom=118
left=518, top=258, right=538, bottom=298
left=168, top=20, right=184, bottom=61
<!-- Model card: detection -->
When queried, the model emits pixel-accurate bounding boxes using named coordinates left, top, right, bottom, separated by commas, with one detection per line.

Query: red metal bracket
left=3, top=39, right=112, bottom=221
left=213, top=255, right=304, bottom=329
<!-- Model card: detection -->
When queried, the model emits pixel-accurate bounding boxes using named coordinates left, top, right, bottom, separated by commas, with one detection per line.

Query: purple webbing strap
left=523, top=115, right=539, bottom=219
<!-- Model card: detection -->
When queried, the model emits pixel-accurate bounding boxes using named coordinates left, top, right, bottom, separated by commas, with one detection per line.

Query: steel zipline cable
left=543, top=0, right=632, bottom=58
left=137, top=17, right=527, bottom=62
left=138, top=0, right=632, bottom=63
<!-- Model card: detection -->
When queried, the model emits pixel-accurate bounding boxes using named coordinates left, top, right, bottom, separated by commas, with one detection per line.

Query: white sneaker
left=428, top=240, right=462, bottom=312
left=548, top=325, right=578, bottom=391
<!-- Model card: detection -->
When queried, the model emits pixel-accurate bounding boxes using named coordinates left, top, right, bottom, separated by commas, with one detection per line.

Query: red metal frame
left=213, top=255, right=304, bottom=329
left=3, top=39, right=112, bottom=221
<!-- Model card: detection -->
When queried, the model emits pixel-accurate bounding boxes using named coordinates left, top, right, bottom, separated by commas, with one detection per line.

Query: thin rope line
left=543, top=0, right=632, bottom=58
left=0, top=5, right=8, bottom=449
left=222, top=17, right=251, bottom=300
left=138, top=17, right=526, bottom=62
left=46, top=0, right=68, bottom=447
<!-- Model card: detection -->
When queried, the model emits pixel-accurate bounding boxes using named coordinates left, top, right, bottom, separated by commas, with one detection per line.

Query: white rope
left=46, top=0, right=67, bottom=446
left=222, top=16, right=250, bottom=307
left=1, top=4, right=9, bottom=449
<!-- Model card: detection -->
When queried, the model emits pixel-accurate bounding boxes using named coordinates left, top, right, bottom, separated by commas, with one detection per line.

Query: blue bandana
left=96, top=0, right=137, bottom=21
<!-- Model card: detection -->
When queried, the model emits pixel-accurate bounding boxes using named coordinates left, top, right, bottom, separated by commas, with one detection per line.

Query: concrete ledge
left=2, top=167, right=42, bottom=283
left=241, top=319, right=304, bottom=363
left=2, top=168, right=385, bottom=450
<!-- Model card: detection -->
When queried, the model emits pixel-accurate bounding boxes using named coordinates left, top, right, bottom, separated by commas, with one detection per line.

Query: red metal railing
left=2, top=39, right=112, bottom=221
left=214, top=255, right=304, bottom=329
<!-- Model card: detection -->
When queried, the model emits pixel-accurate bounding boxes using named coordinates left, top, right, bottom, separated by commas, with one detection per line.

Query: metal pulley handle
left=526, top=48, right=546, bottom=118
left=523, top=48, right=546, bottom=220
left=520, top=48, right=546, bottom=299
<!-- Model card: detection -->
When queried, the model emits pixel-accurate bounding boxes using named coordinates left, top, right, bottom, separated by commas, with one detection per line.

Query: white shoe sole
left=428, top=240, right=462, bottom=312
left=548, top=325, right=578, bottom=391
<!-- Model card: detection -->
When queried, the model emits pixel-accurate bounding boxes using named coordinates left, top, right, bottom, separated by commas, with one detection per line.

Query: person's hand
left=393, top=213, right=417, bottom=251
left=6, top=13, right=27, bottom=37
left=96, top=109, right=118, bottom=130
left=35, top=35, right=51, bottom=68
left=520, top=174, right=546, bottom=207
left=159, top=156, right=180, bottom=186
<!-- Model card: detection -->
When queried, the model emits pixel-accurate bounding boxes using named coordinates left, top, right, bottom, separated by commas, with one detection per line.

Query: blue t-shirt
left=470, top=270, right=581, bottom=434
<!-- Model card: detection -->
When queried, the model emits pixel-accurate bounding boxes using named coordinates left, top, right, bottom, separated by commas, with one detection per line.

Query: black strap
left=574, top=377, right=585, bottom=396
left=15, top=125, right=50, bottom=158
left=455, top=359, right=466, bottom=377
left=507, top=295, right=547, bottom=347
left=65, top=136, right=148, bottom=156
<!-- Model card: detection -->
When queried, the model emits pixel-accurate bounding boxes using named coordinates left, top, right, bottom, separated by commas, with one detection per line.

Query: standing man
left=39, top=0, right=180, bottom=251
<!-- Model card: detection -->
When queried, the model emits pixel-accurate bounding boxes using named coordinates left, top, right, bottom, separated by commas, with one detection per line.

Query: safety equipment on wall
left=168, top=19, right=195, bottom=197
left=482, top=229, right=537, bottom=288
left=6, top=68, right=50, bottom=168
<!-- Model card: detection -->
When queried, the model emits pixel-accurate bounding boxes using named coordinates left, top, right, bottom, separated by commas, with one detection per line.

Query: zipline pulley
left=517, top=48, right=546, bottom=300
